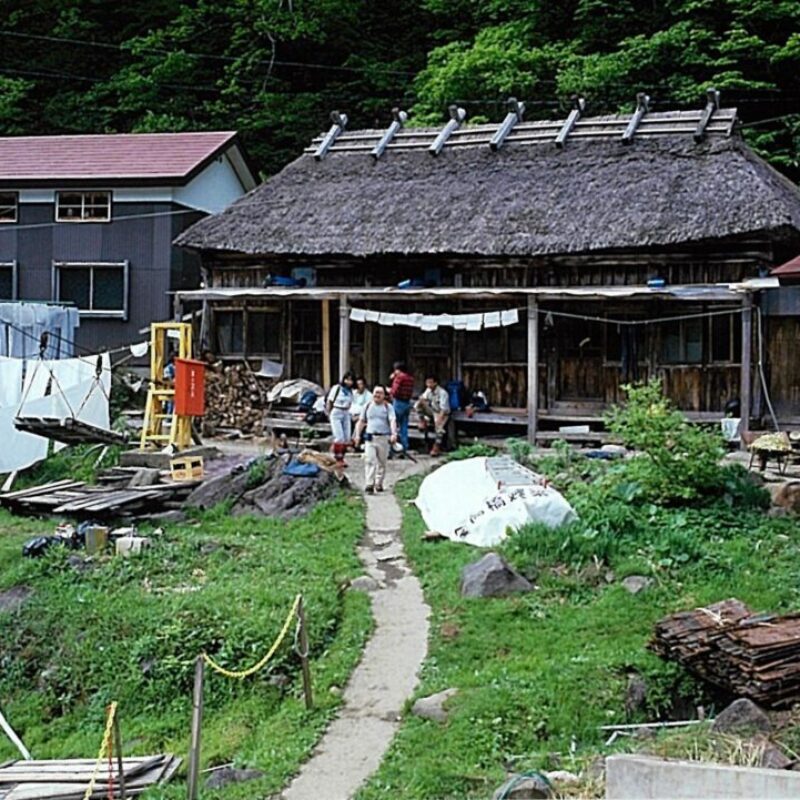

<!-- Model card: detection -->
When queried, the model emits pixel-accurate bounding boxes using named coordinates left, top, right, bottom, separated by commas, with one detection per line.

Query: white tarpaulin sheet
left=415, top=457, right=577, bottom=547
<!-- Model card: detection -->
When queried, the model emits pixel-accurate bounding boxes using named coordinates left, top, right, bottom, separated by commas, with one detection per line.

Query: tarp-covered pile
left=415, top=456, right=576, bottom=547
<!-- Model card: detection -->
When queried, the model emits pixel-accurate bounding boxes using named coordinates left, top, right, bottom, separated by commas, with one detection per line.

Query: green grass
left=357, top=474, right=800, bottom=800
left=0, top=494, right=371, bottom=799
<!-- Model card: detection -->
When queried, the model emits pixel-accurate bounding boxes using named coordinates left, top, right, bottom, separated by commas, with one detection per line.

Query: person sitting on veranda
left=416, top=374, right=450, bottom=456
left=353, top=385, right=398, bottom=494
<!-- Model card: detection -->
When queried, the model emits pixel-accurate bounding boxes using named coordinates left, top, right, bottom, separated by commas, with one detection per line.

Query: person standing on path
left=415, top=374, right=451, bottom=456
left=354, top=385, right=398, bottom=493
left=326, top=371, right=355, bottom=466
left=389, top=361, right=415, bottom=452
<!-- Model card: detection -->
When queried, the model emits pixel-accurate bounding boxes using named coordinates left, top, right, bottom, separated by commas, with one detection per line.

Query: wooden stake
left=297, top=596, right=314, bottom=710
left=186, top=656, right=205, bottom=800
left=113, top=711, right=127, bottom=799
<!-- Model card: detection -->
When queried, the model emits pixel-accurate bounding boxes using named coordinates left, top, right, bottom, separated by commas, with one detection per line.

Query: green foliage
left=0, top=495, right=371, bottom=799
left=8, top=444, right=122, bottom=490
left=445, top=442, right=498, bottom=461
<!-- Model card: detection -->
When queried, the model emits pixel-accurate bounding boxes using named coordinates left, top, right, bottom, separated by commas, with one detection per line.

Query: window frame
left=52, top=260, right=129, bottom=319
left=213, top=305, right=283, bottom=358
left=0, top=260, right=18, bottom=300
left=0, top=192, right=18, bottom=224
left=55, top=190, right=112, bottom=223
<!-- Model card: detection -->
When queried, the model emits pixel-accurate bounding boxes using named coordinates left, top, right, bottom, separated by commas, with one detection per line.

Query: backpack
left=298, top=389, right=317, bottom=411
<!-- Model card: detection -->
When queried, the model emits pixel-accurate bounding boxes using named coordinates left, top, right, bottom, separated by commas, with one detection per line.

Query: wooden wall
left=767, top=317, right=800, bottom=421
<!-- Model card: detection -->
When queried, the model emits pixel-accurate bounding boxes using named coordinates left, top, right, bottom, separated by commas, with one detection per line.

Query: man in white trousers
left=354, top=385, right=398, bottom=493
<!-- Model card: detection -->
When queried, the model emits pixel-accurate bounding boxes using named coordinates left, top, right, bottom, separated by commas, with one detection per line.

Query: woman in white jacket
left=326, top=371, right=355, bottom=466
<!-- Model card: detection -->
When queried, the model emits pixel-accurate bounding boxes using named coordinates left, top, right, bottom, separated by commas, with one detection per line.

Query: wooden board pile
left=203, top=364, right=270, bottom=435
left=0, top=754, right=180, bottom=799
left=651, top=598, right=800, bottom=707
left=0, top=478, right=199, bottom=518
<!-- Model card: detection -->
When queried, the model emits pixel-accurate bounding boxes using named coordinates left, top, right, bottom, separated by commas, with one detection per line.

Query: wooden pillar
left=527, top=297, right=539, bottom=443
left=338, top=296, right=350, bottom=379
left=321, top=299, right=332, bottom=387
left=740, top=295, right=753, bottom=439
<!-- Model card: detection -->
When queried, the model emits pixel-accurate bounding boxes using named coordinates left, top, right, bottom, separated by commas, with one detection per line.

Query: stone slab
left=606, top=755, right=800, bottom=800
left=120, top=445, right=220, bottom=469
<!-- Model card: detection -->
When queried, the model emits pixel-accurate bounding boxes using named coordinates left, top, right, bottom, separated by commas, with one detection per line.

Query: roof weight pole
left=622, top=93, right=650, bottom=144
left=693, top=88, right=720, bottom=143
left=429, top=105, right=466, bottom=156
left=314, top=111, right=348, bottom=161
left=489, top=97, right=525, bottom=151
left=554, top=96, right=586, bottom=148
left=372, top=108, right=408, bottom=160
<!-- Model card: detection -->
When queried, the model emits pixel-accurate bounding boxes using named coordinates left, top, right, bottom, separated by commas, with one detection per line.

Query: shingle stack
left=651, top=598, right=800, bottom=707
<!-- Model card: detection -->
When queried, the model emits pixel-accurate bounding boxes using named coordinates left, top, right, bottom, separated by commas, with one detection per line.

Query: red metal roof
left=772, top=254, right=800, bottom=281
left=0, top=131, right=239, bottom=185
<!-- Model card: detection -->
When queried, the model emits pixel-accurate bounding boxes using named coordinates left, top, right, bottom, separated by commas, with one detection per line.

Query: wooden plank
left=741, top=295, right=753, bottom=440
left=321, top=299, right=332, bottom=389
left=338, top=296, right=350, bottom=379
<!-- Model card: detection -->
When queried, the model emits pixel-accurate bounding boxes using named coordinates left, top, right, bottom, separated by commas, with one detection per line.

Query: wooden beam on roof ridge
left=314, top=111, right=348, bottom=161
left=429, top=105, right=466, bottom=156
left=554, top=96, right=586, bottom=149
left=489, top=97, right=525, bottom=151
left=372, top=108, right=408, bottom=160
left=622, top=93, right=650, bottom=144
left=693, top=88, right=721, bottom=142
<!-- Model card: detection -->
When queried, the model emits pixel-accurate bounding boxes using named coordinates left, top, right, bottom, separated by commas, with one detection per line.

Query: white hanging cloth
left=0, top=358, right=48, bottom=473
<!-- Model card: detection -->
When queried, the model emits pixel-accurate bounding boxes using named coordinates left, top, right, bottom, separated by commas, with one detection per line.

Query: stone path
left=281, top=455, right=431, bottom=800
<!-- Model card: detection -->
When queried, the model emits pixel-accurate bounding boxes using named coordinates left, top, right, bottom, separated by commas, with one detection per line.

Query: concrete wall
left=606, top=755, right=800, bottom=799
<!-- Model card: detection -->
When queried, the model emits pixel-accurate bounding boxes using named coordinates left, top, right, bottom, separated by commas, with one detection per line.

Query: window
left=214, top=308, right=281, bottom=356
left=0, top=261, right=17, bottom=299
left=0, top=193, right=17, bottom=223
left=661, top=319, right=703, bottom=364
left=56, top=191, right=111, bottom=222
left=710, top=312, right=742, bottom=363
left=53, top=261, right=128, bottom=317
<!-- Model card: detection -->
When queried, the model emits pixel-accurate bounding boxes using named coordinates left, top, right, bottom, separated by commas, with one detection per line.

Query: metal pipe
left=372, top=109, right=407, bottom=159
left=429, top=106, right=466, bottom=156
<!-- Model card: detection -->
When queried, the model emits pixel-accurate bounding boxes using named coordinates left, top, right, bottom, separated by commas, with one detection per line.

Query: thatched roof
left=176, top=120, right=800, bottom=259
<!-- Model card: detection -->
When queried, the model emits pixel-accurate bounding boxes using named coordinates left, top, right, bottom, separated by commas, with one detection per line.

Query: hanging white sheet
left=0, top=358, right=47, bottom=473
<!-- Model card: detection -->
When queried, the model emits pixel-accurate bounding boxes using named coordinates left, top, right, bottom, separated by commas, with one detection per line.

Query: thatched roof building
left=177, top=110, right=800, bottom=259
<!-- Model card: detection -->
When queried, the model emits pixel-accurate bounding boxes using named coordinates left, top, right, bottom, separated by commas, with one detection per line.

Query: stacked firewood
left=651, top=598, right=800, bottom=707
left=202, top=363, right=271, bottom=434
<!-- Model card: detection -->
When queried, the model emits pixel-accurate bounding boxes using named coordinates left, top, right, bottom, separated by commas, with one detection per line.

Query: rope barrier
left=82, top=701, right=117, bottom=800
left=202, top=594, right=302, bottom=679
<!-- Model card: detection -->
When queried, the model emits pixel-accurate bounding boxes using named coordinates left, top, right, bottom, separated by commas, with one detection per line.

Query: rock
left=624, top=674, right=648, bottom=716
left=491, top=773, right=553, bottom=800
left=460, top=553, right=533, bottom=598
left=350, top=575, right=380, bottom=592
left=147, top=510, right=187, bottom=524
left=769, top=482, right=800, bottom=513
left=754, top=737, right=792, bottom=770
left=712, top=698, right=771, bottom=736
left=0, top=585, right=33, bottom=613
left=199, top=541, right=221, bottom=556
left=329, top=685, right=342, bottom=696
left=128, top=467, right=162, bottom=487
left=545, top=770, right=580, bottom=786
left=66, top=555, right=93, bottom=574
left=411, top=688, right=459, bottom=723
left=621, top=575, right=653, bottom=594
left=205, top=767, right=264, bottom=790
left=584, top=756, right=606, bottom=781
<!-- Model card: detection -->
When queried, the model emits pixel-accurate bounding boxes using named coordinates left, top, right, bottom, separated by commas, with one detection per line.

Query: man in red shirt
left=389, top=361, right=415, bottom=451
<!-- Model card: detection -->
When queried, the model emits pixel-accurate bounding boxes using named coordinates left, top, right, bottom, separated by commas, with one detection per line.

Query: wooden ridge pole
left=186, top=656, right=205, bottom=800
left=297, top=596, right=314, bottom=710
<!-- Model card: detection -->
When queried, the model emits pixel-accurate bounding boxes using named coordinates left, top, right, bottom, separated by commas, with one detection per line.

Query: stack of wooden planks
left=651, top=598, right=800, bottom=707
left=0, top=478, right=199, bottom=518
left=0, top=754, right=180, bottom=799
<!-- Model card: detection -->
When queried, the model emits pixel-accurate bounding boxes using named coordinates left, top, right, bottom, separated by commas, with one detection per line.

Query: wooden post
left=740, top=295, right=753, bottom=441
left=113, top=711, right=127, bottom=799
left=186, top=656, right=205, bottom=800
left=339, top=297, right=350, bottom=379
left=0, top=706, right=32, bottom=760
left=322, top=300, right=332, bottom=388
left=527, top=297, right=539, bottom=443
left=297, top=596, right=314, bottom=710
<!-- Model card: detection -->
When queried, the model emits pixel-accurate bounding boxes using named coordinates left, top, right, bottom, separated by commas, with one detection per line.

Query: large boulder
left=712, top=698, right=771, bottom=736
left=411, top=688, right=459, bottom=723
left=461, top=553, right=533, bottom=598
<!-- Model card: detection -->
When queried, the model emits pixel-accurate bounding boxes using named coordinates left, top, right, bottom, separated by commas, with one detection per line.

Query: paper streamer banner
left=349, top=308, right=367, bottom=322
left=345, top=306, right=522, bottom=330
left=501, top=308, right=519, bottom=326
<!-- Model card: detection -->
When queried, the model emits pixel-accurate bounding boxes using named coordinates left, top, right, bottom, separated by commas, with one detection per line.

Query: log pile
left=650, top=598, right=800, bottom=707
left=202, top=363, right=271, bottom=434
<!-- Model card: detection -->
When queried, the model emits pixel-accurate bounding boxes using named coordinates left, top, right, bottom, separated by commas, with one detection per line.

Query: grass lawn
left=0, top=494, right=371, bottom=799
left=357, top=469, right=800, bottom=800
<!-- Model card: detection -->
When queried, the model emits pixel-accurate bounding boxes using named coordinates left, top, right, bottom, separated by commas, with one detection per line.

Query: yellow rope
left=82, top=701, right=117, bottom=800
left=202, top=594, right=302, bottom=679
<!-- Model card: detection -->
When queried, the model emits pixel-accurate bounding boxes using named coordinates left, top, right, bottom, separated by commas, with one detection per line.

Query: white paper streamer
left=501, top=308, right=519, bottom=326
left=483, top=311, right=501, bottom=328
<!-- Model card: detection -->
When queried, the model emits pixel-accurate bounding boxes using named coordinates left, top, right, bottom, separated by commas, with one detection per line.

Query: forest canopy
left=1, top=0, right=799, bottom=179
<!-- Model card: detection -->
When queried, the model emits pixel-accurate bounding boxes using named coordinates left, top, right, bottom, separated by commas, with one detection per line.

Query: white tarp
left=415, top=457, right=577, bottom=547
left=0, top=357, right=47, bottom=473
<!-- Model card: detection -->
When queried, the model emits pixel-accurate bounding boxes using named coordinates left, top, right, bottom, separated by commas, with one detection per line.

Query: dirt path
left=281, top=455, right=431, bottom=800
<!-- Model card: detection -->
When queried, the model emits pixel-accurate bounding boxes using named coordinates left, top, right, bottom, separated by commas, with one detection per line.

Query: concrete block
left=116, top=535, right=152, bottom=557
left=606, top=755, right=800, bottom=799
